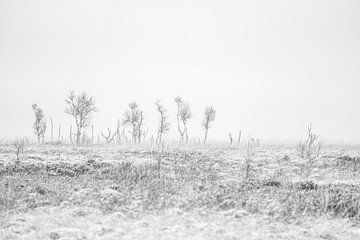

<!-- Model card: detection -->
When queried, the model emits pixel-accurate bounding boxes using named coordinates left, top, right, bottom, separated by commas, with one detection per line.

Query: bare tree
left=113, top=120, right=122, bottom=144
left=202, top=106, right=216, bottom=143
left=64, top=91, right=97, bottom=145
left=155, top=101, right=170, bottom=145
left=32, top=104, right=47, bottom=144
left=175, top=97, right=185, bottom=141
left=180, top=103, right=192, bottom=143
left=101, top=128, right=116, bottom=144
left=14, top=137, right=28, bottom=162
left=101, top=120, right=122, bottom=145
left=174, top=97, right=192, bottom=143
left=122, top=102, right=143, bottom=144
left=296, top=123, right=321, bottom=160
left=137, top=112, right=145, bottom=143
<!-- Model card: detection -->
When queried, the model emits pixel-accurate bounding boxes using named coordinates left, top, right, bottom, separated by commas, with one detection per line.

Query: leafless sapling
left=58, top=124, right=61, bottom=142
left=155, top=101, right=170, bottom=145
left=174, top=97, right=192, bottom=143
left=114, top=120, right=122, bottom=144
left=32, top=104, right=47, bottom=144
left=69, top=125, right=74, bottom=144
left=13, top=138, right=28, bottom=162
left=237, top=130, right=242, bottom=147
left=137, top=112, right=145, bottom=143
left=296, top=123, right=321, bottom=160
left=202, top=106, right=216, bottom=144
left=175, top=97, right=185, bottom=141
left=122, top=102, right=143, bottom=144
left=101, top=128, right=116, bottom=144
left=101, top=120, right=122, bottom=144
left=64, top=91, right=97, bottom=145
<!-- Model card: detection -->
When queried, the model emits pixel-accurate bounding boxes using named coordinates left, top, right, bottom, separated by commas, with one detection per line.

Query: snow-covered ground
left=1, top=144, right=360, bottom=239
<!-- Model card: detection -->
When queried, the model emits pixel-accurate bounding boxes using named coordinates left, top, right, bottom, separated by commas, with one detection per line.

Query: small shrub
left=13, top=138, right=28, bottom=163
left=263, top=180, right=281, bottom=188
left=297, top=180, right=318, bottom=191
left=282, top=154, right=290, bottom=161
left=296, top=123, right=321, bottom=160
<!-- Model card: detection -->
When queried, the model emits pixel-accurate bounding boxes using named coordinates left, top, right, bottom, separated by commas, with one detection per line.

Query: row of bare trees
left=32, top=91, right=217, bottom=145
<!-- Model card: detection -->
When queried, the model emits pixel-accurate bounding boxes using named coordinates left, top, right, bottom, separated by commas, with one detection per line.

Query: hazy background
left=1, top=0, right=359, bottom=143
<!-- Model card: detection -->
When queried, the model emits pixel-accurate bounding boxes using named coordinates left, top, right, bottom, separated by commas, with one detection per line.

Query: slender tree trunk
left=69, top=125, right=72, bottom=144
left=176, top=113, right=180, bottom=140
left=50, top=118, right=53, bottom=143
left=76, top=125, right=81, bottom=145
left=237, top=130, right=242, bottom=147
left=184, top=125, right=188, bottom=144
left=204, top=128, right=208, bottom=144
left=91, top=125, right=94, bottom=144
left=176, top=111, right=184, bottom=142
left=132, top=124, right=137, bottom=143
left=58, top=124, right=61, bottom=142
left=69, top=125, right=74, bottom=144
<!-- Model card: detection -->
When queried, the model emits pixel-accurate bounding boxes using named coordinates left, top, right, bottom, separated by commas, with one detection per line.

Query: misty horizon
left=2, top=2, right=360, bottom=239
left=1, top=0, right=359, bottom=143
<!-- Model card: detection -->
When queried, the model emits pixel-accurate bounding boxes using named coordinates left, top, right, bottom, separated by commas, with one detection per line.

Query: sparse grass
left=1, top=144, right=360, bottom=239
left=337, top=154, right=360, bottom=171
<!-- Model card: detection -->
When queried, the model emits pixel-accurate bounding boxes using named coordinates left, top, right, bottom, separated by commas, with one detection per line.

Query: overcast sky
left=0, top=0, right=359, bottom=143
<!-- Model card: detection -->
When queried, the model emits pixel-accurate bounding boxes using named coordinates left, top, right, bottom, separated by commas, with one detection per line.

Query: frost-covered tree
left=32, top=104, right=47, bottom=144
left=65, top=91, right=97, bottom=145
left=122, top=102, right=144, bottom=143
left=155, top=100, right=170, bottom=144
left=202, top=106, right=216, bottom=143
left=174, top=97, right=192, bottom=143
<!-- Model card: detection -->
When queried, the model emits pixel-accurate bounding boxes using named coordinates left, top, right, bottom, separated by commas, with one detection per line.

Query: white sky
left=0, top=0, right=360, bottom=143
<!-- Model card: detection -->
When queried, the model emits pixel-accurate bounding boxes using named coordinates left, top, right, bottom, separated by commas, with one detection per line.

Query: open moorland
left=1, top=143, right=360, bottom=240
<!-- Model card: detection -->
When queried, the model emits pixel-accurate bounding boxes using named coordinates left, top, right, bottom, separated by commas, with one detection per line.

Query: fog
left=1, top=0, right=359, bottom=143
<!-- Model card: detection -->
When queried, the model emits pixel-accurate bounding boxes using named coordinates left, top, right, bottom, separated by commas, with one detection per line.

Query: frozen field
left=1, top=144, right=360, bottom=239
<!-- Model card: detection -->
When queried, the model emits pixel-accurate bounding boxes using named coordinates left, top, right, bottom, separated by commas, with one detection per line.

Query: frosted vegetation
left=1, top=91, right=360, bottom=239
